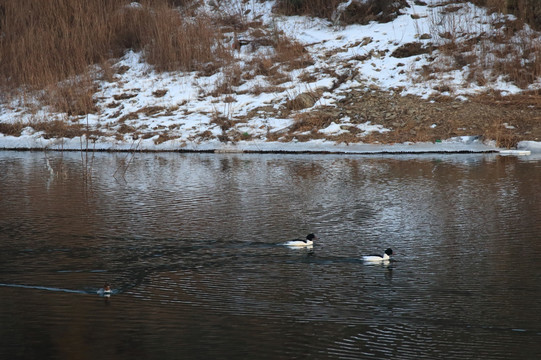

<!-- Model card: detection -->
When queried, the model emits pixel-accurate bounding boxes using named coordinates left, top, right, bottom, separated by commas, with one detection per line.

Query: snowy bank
left=0, top=133, right=529, bottom=155
left=517, top=141, right=541, bottom=154
left=1, top=0, right=540, bottom=155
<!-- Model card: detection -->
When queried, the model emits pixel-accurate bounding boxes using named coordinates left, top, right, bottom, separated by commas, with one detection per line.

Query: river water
left=1, top=151, right=540, bottom=359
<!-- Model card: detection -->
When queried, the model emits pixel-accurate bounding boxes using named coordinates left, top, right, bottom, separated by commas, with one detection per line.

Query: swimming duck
left=97, top=283, right=112, bottom=296
left=283, top=233, right=318, bottom=247
left=362, top=248, right=393, bottom=263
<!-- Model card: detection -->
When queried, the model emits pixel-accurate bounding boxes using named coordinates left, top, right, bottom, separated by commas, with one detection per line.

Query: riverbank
left=1, top=1, right=540, bottom=155
left=1, top=84, right=540, bottom=155
left=0, top=131, right=539, bottom=155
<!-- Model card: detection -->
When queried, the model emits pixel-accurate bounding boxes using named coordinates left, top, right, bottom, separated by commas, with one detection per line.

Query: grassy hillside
left=0, top=0, right=540, bottom=148
left=1, top=0, right=539, bottom=90
left=0, top=0, right=225, bottom=114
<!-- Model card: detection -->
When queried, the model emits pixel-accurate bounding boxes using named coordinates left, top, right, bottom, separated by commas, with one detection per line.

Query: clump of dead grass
left=0, top=122, right=26, bottom=137
left=483, top=119, right=521, bottom=148
left=289, top=112, right=333, bottom=134
left=424, top=1, right=541, bottom=90
left=273, top=0, right=408, bottom=25
left=154, top=133, right=178, bottom=145
left=272, top=36, right=314, bottom=70
left=29, top=119, right=100, bottom=139
left=471, top=0, right=541, bottom=30
left=41, top=77, right=99, bottom=116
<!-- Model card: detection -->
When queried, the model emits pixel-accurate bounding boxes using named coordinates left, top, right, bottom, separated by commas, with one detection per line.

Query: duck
left=283, top=233, right=318, bottom=247
left=362, top=248, right=394, bottom=263
left=97, top=283, right=112, bottom=297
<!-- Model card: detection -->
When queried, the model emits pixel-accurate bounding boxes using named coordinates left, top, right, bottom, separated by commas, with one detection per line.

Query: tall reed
left=138, top=3, right=225, bottom=72
left=0, top=0, right=122, bottom=88
left=0, top=0, right=225, bottom=91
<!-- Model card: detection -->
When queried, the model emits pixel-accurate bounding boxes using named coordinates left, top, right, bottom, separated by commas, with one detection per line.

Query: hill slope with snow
left=1, top=0, right=540, bottom=153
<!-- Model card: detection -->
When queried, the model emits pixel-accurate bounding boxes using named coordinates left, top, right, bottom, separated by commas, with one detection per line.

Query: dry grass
left=285, top=92, right=319, bottom=111
left=152, top=89, right=168, bottom=98
left=0, top=122, right=25, bottom=137
left=338, top=0, right=409, bottom=24
left=273, top=0, right=408, bottom=24
left=0, top=0, right=117, bottom=89
left=154, top=133, right=178, bottom=145
left=0, top=0, right=232, bottom=124
left=248, top=57, right=278, bottom=77
left=1, top=0, right=539, bottom=149
left=41, top=76, right=99, bottom=116
left=273, top=0, right=343, bottom=20
left=483, top=119, right=520, bottom=148
left=290, top=112, right=333, bottom=134
left=0, top=117, right=107, bottom=139
left=272, top=88, right=541, bottom=148
left=471, top=0, right=541, bottom=30
left=30, top=120, right=84, bottom=139
left=118, top=123, right=137, bottom=135
left=140, top=4, right=225, bottom=72
left=423, top=1, right=541, bottom=90
left=391, top=42, right=432, bottom=58
left=210, top=26, right=311, bottom=97
left=272, top=36, right=314, bottom=70
left=212, top=64, right=244, bottom=96
left=0, top=0, right=227, bottom=90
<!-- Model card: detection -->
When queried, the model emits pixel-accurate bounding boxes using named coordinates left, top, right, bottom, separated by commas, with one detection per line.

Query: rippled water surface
left=1, top=151, right=541, bottom=359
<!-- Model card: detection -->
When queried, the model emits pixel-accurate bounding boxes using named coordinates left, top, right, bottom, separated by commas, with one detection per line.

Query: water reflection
left=0, top=151, right=540, bottom=360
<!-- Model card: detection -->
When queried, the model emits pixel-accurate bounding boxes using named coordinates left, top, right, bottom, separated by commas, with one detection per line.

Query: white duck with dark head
left=362, top=248, right=394, bottom=263
left=283, top=234, right=318, bottom=248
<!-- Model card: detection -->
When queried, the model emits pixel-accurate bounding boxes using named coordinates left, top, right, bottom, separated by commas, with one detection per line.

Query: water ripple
left=1, top=152, right=541, bottom=359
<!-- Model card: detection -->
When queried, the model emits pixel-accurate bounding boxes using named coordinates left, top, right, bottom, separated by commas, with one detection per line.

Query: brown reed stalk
left=0, top=0, right=227, bottom=91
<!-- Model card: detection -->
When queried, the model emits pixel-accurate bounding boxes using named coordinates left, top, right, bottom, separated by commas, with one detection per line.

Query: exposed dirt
left=276, top=89, right=541, bottom=148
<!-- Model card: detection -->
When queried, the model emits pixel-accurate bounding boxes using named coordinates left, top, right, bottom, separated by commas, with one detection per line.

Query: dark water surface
left=1, top=151, right=540, bottom=359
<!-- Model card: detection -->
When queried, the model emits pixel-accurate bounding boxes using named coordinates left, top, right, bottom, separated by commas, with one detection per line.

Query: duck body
left=362, top=248, right=393, bottom=263
left=97, top=284, right=112, bottom=297
left=283, top=234, right=318, bottom=247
